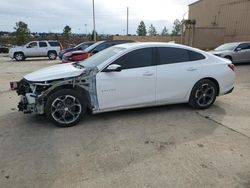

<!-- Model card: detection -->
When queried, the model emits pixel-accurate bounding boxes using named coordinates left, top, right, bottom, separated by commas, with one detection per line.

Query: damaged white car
left=17, top=42, right=235, bottom=127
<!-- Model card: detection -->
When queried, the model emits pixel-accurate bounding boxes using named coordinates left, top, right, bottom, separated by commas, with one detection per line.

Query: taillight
left=228, top=63, right=235, bottom=71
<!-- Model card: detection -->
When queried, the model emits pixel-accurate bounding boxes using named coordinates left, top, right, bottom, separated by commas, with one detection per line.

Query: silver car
left=211, top=42, right=250, bottom=63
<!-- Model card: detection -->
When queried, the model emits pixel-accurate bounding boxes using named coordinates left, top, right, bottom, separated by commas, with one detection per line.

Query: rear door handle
left=143, top=72, right=154, bottom=76
left=187, top=67, right=198, bottom=71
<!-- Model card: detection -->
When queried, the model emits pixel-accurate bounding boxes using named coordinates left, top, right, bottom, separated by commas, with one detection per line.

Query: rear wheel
left=45, top=89, right=86, bottom=127
left=189, top=79, right=218, bottom=109
left=14, top=52, right=25, bottom=61
left=48, top=51, right=57, bottom=60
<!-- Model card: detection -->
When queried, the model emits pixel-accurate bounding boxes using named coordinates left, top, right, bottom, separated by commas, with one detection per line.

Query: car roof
left=115, top=42, right=200, bottom=51
left=223, top=41, right=250, bottom=45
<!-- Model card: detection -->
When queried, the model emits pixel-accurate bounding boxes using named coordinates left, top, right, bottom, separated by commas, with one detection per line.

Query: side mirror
left=235, top=48, right=242, bottom=52
left=26, top=45, right=31, bottom=48
left=103, top=64, right=122, bottom=72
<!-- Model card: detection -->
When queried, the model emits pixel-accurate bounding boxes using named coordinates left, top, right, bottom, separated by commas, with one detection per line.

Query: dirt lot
left=0, top=54, right=249, bottom=188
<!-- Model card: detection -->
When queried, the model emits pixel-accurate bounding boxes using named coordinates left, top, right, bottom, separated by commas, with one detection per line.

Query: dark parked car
left=0, top=44, right=9, bottom=53
left=62, top=40, right=133, bottom=63
left=59, top=41, right=95, bottom=59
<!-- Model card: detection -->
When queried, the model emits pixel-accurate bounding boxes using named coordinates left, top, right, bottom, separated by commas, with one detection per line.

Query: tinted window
left=94, top=43, right=111, bottom=52
left=49, top=42, right=60, bottom=47
left=238, top=43, right=250, bottom=50
left=158, top=47, right=189, bottom=65
left=112, top=48, right=153, bottom=69
left=157, top=47, right=205, bottom=65
left=39, top=42, right=47, bottom=47
left=189, top=50, right=205, bottom=61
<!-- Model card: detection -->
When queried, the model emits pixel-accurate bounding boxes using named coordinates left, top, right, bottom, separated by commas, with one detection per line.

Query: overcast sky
left=0, top=0, right=197, bottom=34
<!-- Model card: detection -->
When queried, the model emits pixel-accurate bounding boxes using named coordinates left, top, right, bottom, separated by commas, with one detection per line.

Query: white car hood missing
left=24, top=63, right=85, bottom=82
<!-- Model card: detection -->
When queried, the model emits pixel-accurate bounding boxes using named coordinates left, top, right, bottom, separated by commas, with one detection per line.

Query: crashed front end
left=16, top=67, right=99, bottom=115
left=17, top=79, right=52, bottom=114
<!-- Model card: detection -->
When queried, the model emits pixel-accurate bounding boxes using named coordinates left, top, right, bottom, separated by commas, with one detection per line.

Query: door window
left=94, top=43, right=112, bottom=52
left=112, top=48, right=153, bottom=69
left=29, top=42, right=37, bottom=48
left=237, top=43, right=250, bottom=50
left=39, top=42, right=47, bottom=47
left=157, top=47, right=205, bottom=65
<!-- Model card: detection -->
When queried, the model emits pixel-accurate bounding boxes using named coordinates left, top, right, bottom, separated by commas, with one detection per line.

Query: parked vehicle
left=16, top=42, right=235, bottom=127
left=58, top=41, right=95, bottom=59
left=62, top=40, right=133, bottom=63
left=210, top=42, right=250, bottom=63
left=9, top=40, right=63, bottom=61
left=0, top=44, right=9, bottom=53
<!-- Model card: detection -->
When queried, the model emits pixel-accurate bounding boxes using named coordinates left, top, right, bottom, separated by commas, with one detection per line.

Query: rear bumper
left=225, top=87, right=234, bottom=95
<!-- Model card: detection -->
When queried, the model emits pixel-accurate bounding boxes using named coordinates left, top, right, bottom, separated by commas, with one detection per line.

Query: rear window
left=48, top=42, right=60, bottom=47
left=39, top=42, right=47, bottom=47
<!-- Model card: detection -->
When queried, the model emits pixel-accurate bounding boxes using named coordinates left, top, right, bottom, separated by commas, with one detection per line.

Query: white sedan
left=17, top=42, right=235, bottom=127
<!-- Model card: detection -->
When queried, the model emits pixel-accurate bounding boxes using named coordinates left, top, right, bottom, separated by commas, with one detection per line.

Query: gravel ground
left=0, top=54, right=250, bottom=188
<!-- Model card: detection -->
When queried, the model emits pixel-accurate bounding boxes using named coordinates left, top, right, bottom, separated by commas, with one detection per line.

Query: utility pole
left=92, top=0, right=96, bottom=41
left=127, top=7, right=129, bottom=35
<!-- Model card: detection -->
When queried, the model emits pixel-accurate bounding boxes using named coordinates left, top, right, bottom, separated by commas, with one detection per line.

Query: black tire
left=189, top=79, right=218, bottom=109
left=45, top=89, right=86, bottom=127
left=14, top=52, right=25, bottom=61
left=48, top=51, right=57, bottom=60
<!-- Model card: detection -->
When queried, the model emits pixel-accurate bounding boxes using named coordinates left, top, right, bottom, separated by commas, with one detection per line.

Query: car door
left=38, top=42, right=48, bottom=56
left=155, top=47, right=204, bottom=104
left=234, top=43, right=250, bottom=62
left=25, top=42, right=38, bottom=56
left=96, top=47, right=156, bottom=110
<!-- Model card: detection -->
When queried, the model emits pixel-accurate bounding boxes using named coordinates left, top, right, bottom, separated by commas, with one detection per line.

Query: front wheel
left=45, top=89, right=86, bottom=127
left=189, top=79, right=218, bottom=109
left=14, top=52, right=25, bottom=61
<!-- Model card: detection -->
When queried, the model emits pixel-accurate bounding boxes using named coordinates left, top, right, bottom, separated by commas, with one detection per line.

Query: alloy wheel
left=195, top=83, right=216, bottom=107
left=51, top=95, right=82, bottom=124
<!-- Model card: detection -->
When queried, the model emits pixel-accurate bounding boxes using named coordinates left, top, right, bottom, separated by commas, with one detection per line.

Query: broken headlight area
left=16, top=79, right=52, bottom=114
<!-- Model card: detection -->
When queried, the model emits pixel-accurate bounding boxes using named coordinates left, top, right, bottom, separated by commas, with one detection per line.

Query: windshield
left=84, top=41, right=104, bottom=52
left=215, top=43, right=238, bottom=51
left=79, top=46, right=126, bottom=69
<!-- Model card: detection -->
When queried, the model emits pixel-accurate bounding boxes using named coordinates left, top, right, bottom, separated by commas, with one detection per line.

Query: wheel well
left=45, top=84, right=91, bottom=109
left=224, top=55, right=232, bottom=61
left=198, top=77, right=220, bottom=96
left=14, top=51, right=24, bottom=56
left=47, top=50, right=57, bottom=56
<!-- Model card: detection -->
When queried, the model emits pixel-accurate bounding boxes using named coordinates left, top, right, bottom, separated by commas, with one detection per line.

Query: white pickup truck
left=9, top=40, right=62, bottom=61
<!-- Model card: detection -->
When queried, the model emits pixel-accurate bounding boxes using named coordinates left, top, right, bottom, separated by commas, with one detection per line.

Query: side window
left=112, top=48, right=153, bottom=69
left=29, top=42, right=37, bottom=48
left=238, top=43, right=249, bottom=50
left=157, top=47, right=205, bottom=65
left=94, top=43, right=111, bottom=52
left=157, top=47, right=189, bottom=65
left=48, top=42, right=60, bottom=47
left=189, top=50, right=206, bottom=61
left=39, top=42, right=47, bottom=47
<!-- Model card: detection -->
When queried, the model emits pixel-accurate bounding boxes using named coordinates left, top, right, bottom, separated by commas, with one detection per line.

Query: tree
left=161, top=26, right=169, bottom=36
left=148, top=24, right=157, bottom=36
left=62, top=25, right=71, bottom=37
left=136, top=21, right=147, bottom=36
left=14, top=21, right=30, bottom=45
left=171, top=19, right=182, bottom=36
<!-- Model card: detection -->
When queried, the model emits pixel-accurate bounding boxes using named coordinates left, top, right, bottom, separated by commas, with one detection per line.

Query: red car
left=62, top=40, right=133, bottom=63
